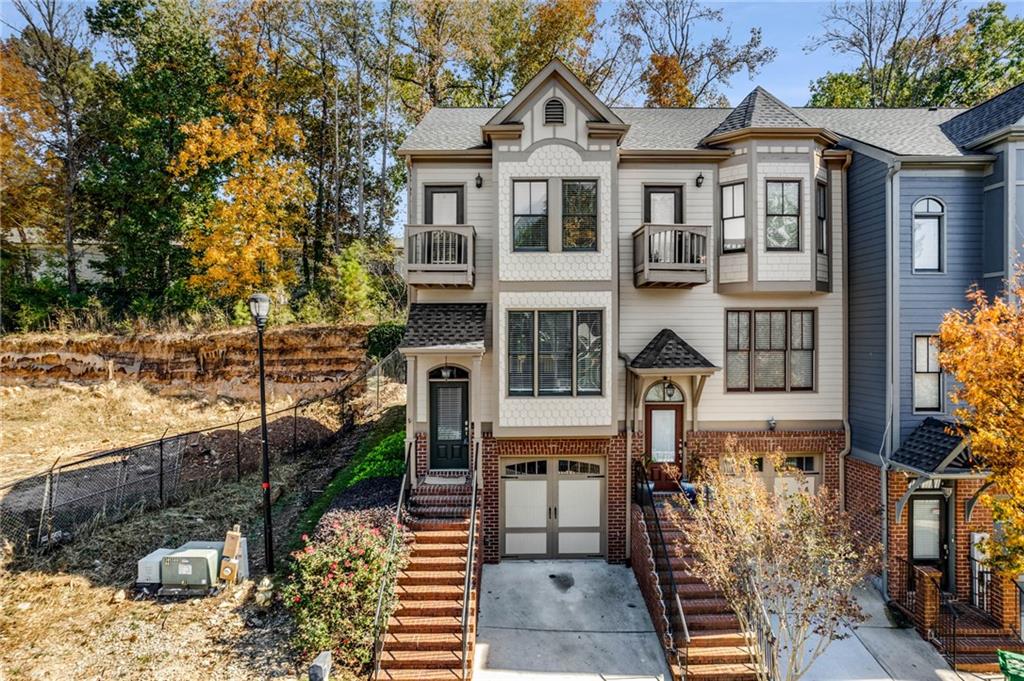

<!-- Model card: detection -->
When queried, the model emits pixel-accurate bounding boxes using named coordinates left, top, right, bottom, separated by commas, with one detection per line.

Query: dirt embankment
left=0, top=324, right=371, bottom=401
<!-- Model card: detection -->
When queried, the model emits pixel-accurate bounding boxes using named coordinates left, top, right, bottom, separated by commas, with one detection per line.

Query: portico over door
left=428, top=366, right=469, bottom=470
left=644, top=379, right=685, bottom=490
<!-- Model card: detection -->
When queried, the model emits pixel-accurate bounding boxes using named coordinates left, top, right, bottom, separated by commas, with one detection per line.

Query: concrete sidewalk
left=799, top=585, right=999, bottom=681
left=473, top=560, right=672, bottom=680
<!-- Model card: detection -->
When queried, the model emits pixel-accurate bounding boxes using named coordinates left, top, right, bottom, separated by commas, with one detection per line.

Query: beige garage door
left=500, top=457, right=605, bottom=559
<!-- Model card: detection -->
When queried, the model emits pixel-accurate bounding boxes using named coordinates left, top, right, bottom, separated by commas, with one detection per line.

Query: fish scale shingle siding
left=847, top=154, right=889, bottom=456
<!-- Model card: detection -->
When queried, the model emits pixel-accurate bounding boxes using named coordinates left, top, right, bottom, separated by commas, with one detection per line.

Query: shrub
left=367, top=321, right=405, bottom=360
left=344, top=431, right=406, bottom=487
left=283, top=517, right=408, bottom=668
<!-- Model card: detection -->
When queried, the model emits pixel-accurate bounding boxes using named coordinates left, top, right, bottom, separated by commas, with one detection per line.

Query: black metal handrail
left=632, top=461, right=688, bottom=675
left=935, top=588, right=960, bottom=669
left=741, top=580, right=778, bottom=681
left=461, top=443, right=480, bottom=680
left=368, top=440, right=413, bottom=680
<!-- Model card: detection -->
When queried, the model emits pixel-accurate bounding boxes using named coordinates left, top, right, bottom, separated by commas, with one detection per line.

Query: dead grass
left=0, top=389, right=405, bottom=681
left=0, top=382, right=293, bottom=486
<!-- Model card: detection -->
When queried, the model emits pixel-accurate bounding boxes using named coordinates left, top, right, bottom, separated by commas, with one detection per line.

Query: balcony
left=405, top=225, right=476, bottom=288
left=632, top=224, right=709, bottom=288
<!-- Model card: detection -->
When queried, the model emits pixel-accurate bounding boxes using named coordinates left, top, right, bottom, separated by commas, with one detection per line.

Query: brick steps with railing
left=632, top=477, right=762, bottom=681
left=377, top=483, right=479, bottom=681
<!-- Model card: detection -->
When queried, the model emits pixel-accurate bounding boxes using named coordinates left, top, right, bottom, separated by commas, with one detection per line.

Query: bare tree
left=809, top=0, right=961, bottom=107
left=664, top=443, right=880, bottom=681
left=615, top=0, right=777, bottom=106
left=9, top=0, right=95, bottom=294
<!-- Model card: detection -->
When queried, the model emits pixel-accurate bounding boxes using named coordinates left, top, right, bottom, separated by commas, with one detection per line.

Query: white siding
left=618, top=162, right=845, bottom=423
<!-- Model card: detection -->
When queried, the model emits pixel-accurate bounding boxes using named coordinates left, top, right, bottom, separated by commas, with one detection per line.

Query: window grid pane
left=913, top=216, right=941, bottom=271
left=914, top=335, right=941, bottom=411
left=766, top=181, right=800, bottom=250
left=726, top=311, right=751, bottom=390
left=538, top=311, right=573, bottom=395
left=508, top=312, right=534, bottom=395
left=562, top=181, right=597, bottom=251
left=575, top=311, right=602, bottom=395
left=722, top=183, right=746, bottom=252
left=513, top=181, right=548, bottom=251
left=817, top=183, right=828, bottom=254
left=753, top=311, right=787, bottom=390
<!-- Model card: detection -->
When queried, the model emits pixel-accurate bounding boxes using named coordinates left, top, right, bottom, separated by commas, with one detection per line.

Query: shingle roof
left=630, top=329, right=717, bottom=371
left=890, top=418, right=970, bottom=474
left=397, top=88, right=1023, bottom=157
left=941, top=82, right=1024, bottom=147
left=705, top=87, right=813, bottom=139
left=796, top=107, right=966, bottom=156
left=401, top=303, right=487, bottom=350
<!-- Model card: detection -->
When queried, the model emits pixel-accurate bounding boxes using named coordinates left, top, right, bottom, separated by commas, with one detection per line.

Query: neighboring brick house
left=394, top=59, right=1023, bottom=667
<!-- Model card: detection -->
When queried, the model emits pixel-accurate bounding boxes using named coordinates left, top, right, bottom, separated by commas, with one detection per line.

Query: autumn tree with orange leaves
left=938, top=267, right=1024, bottom=574
left=171, top=4, right=312, bottom=302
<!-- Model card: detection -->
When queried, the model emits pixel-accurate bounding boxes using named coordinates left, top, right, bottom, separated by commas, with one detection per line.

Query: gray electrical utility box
left=161, top=548, right=219, bottom=591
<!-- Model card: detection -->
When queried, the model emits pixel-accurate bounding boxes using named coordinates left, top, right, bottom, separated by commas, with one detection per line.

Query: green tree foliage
left=809, top=1, right=1024, bottom=107
left=83, top=0, right=223, bottom=318
left=367, top=321, right=406, bottom=360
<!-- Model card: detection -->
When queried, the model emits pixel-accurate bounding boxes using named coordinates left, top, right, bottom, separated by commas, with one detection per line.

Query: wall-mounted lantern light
left=695, top=172, right=705, bottom=188
left=475, top=173, right=483, bottom=189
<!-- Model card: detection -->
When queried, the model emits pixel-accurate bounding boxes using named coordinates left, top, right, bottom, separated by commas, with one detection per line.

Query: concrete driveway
left=473, top=560, right=672, bottom=680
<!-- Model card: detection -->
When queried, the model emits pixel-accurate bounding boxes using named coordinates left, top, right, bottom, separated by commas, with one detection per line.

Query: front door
left=909, top=494, right=950, bottom=590
left=429, top=380, right=469, bottom=469
left=645, top=404, right=684, bottom=490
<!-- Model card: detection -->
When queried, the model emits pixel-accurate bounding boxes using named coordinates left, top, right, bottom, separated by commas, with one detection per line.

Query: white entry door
left=501, top=457, right=605, bottom=558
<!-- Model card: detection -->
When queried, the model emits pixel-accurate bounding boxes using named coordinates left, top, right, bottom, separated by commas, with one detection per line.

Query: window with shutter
left=508, top=312, right=534, bottom=395
left=721, top=183, right=745, bottom=252
left=913, top=335, right=942, bottom=412
left=726, top=310, right=750, bottom=391
left=562, top=180, right=597, bottom=251
left=753, top=311, right=787, bottom=391
left=576, top=311, right=602, bottom=395
left=513, top=180, right=548, bottom=251
left=538, top=311, right=573, bottom=395
left=789, top=310, right=814, bottom=390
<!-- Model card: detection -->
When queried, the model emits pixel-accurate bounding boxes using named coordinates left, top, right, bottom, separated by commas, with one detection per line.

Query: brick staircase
left=645, top=496, right=761, bottom=681
left=940, top=604, right=1024, bottom=673
left=377, top=483, right=480, bottom=680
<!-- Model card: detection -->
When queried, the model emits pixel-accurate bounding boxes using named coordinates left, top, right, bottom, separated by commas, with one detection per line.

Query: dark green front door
left=430, top=381, right=469, bottom=469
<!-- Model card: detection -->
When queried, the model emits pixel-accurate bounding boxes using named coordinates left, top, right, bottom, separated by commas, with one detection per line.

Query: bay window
left=721, top=182, right=745, bottom=252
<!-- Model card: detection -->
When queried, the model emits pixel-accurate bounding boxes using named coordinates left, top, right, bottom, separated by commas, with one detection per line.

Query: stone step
left=405, top=556, right=468, bottom=571
left=410, top=505, right=472, bottom=519
left=378, top=669, right=463, bottom=680
left=675, top=582, right=721, bottom=599
left=398, top=570, right=466, bottom=586
left=394, top=600, right=471, bottom=617
left=387, top=615, right=466, bottom=634
left=384, top=632, right=465, bottom=651
left=687, top=613, right=742, bottom=632
left=950, top=636, right=1024, bottom=654
left=412, top=530, right=470, bottom=544
left=396, top=584, right=464, bottom=601
left=686, top=632, right=750, bottom=648
left=679, top=662, right=759, bottom=680
left=413, top=543, right=469, bottom=557
left=951, top=654, right=1001, bottom=673
left=680, top=598, right=732, bottom=615
left=657, top=568, right=705, bottom=585
left=683, top=645, right=757, bottom=665
left=407, top=519, right=470, bottom=532
left=379, top=649, right=462, bottom=670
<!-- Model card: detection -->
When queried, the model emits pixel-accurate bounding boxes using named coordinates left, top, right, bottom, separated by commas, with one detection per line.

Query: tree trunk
left=63, top=108, right=78, bottom=295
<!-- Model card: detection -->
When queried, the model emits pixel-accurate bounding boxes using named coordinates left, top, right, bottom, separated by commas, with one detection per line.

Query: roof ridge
left=946, top=80, right=1024, bottom=123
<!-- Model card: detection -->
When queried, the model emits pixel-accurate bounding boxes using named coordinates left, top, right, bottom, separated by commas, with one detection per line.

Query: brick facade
left=845, top=457, right=883, bottom=547
left=630, top=504, right=672, bottom=649
left=480, top=433, right=628, bottom=564
left=685, top=429, right=844, bottom=498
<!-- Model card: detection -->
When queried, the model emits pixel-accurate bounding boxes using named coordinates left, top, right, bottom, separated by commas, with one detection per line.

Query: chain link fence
left=0, top=348, right=407, bottom=556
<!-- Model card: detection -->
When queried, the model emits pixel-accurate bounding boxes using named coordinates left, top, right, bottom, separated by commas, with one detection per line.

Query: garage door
left=500, top=457, right=605, bottom=559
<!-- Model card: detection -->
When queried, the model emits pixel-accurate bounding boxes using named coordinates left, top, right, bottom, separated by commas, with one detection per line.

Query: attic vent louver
left=544, top=97, right=565, bottom=125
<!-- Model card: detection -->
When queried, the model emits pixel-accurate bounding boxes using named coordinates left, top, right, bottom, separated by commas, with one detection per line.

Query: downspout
left=620, top=351, right=633, bottom=561
left=839, top=152, right=853, bottom=511
left=880, top=158, right=902, bottom=599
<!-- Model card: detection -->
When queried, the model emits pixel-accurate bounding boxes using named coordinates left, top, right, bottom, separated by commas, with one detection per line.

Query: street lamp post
left=248, top=292, right=274, bottom=574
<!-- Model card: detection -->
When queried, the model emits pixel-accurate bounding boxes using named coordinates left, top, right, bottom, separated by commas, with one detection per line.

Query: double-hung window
left=721, top=182, right=745, bottom=252
left=913, top=335, right=942, bottom=412
left=562, top=180, right=598, bottom=251
left=513, top=180, right=548, bottom=251
left=507, top=310, right=603, bottom=396
left=766, top=180, right=800, bottom=250
left=816, top=182, right=828, bottom=254
left=726, top=309, right=816, bottom=392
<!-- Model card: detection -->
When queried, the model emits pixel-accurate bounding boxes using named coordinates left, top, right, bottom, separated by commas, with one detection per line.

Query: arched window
left=912, top=197, right=944, bottom=273
left=544, top=97, right=565, bottom=125
left=644, top=380, right=684, bottom=403
left=428, top=365, right=469, bottom=381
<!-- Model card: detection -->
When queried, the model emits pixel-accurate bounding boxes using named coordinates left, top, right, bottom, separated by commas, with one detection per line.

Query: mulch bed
left=313, top=477, right=402, bottom=543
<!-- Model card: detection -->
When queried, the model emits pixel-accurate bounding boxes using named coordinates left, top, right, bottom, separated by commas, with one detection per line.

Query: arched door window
left=644, top=380, right=685, bottom=403
left=912, top=198, right=944, bottom=273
